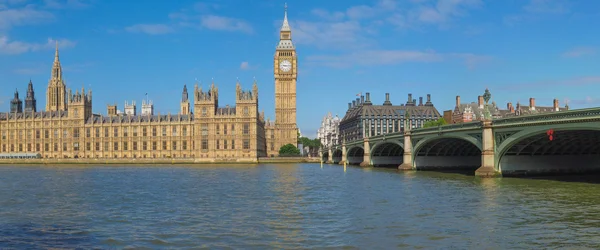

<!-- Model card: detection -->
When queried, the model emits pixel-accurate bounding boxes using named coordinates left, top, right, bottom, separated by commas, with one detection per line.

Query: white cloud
left=43, top=0, right=91, bottom=9
left=562, top=47, right=596, bottom=58
left=200, top=15, right=253, bottom=33
left=310, top=9, right=345, bottom=21
left=13, top=67, right=43, bottom=75
left=125, top=24, right=174, bottom=35
left=0, top=36, right=76, bottom=55
left=290, top=0, right=488, bottom=69
left=306, top=50, right=489, bottom=68
left=240, top=61, right=249, bottom=70
left=504, top=0, right=570, bottom=26
left=412, top=0, right=482, bottom=26
left=523, top=0, right=569, bottom=14
left=0, top=7, right=54, bottom=30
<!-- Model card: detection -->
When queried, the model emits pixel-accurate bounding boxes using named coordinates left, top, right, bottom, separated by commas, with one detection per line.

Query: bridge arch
left=332, top=148, right=343, bottom=164
left=346, top=146, right=364, bottom=165
left=321, top=151, right=329, bottom=162
left=370, top=141, right=404, bottom=167
left=496, top=125, right=600, bottom=176
left=413, top=135, right=482, bottom=171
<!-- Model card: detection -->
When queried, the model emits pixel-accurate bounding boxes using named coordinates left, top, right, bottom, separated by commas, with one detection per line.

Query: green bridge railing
left=492, top=107, right=600, bottom=125
left=412, top=121, right=482, bottom=134
left=326, top=107, right=600, bottom=151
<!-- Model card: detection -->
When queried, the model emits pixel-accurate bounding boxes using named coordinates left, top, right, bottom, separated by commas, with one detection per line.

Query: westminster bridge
left=320, top=107, right=600, bottom=177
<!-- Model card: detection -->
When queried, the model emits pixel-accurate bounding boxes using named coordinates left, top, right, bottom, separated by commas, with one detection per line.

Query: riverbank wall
left=0, top=157, right=322, bottom=165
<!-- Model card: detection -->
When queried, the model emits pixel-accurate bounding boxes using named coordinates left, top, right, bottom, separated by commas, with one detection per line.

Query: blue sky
left=1, top=0, right=599, bottom=138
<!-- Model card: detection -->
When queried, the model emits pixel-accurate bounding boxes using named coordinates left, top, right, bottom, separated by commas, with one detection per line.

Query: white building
left=142, top=99, right=154, bottom=116
left=317, top=112, right=340, bottom=148
left=125, top=100, right=136, bottom=116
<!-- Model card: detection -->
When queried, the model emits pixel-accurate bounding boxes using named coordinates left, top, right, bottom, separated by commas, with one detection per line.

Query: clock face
left=279, top=60, right=292, bottom=72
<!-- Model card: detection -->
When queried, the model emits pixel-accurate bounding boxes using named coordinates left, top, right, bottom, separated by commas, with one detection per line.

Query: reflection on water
left=0, top=164, right=599, bottom=249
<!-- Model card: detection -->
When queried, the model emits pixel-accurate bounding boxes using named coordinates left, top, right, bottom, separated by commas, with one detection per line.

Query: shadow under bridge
left=370, top=142, right=404, bottom=168
left=414, top=137, right=481, bottom=172
left=332, top=149, right=343, bottom=164
left=346, top=146, right=364, bottom=165
left=321, top=151, right=329, bottom=162
left=499, top=129, right=600, bottom=176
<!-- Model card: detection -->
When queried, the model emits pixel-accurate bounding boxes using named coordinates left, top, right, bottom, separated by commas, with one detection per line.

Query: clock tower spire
left=272, top=3, right=298, bottom=153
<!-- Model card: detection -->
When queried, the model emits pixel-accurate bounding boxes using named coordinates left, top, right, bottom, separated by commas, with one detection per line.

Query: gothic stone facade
left=0, top=44, right=267, bottom=161
left=1, top=7, right=297, bottom=160
left=265, top=5, right=299, bottom=157
left=1, top=9, right=311, bottom=161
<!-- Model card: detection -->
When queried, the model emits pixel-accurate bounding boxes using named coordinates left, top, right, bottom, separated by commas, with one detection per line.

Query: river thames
left=0, top=164, right=599, bottom=249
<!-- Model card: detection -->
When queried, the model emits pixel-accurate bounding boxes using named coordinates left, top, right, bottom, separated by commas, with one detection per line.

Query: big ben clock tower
left=274, top=3, right=298, bottom=149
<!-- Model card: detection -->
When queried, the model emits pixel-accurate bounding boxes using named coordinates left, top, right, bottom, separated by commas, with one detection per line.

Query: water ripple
left=0, top=165, right=600, bottom=248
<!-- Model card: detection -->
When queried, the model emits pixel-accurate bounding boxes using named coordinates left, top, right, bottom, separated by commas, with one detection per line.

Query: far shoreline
left=0, top=157, right=322, bottom=165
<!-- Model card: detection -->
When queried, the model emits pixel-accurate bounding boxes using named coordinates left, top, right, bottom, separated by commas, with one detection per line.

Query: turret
left=25, top=80, right=37, bottom=112
left=10, top=89, right=23, bottom=113
left=236, top=78, right=259, bottom=118
left=193, top=79, right=219, bottom=118
left=180, top=84, right=190, bottom=115
left=68, top=85, right=92, bottom=119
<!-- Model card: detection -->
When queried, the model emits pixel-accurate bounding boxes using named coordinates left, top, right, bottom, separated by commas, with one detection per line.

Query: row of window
left=1, top=139, right=254, bottom=153
left=0, top=123, right=254, bottom=139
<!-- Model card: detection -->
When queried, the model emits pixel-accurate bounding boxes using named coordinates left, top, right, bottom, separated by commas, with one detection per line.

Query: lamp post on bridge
left=483, top=88, right=492, bottom=121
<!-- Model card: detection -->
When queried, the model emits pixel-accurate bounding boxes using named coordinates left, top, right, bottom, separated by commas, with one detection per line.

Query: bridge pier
left=360, top=138, right=372, bottom=167
left=327, top=148, right=333, bottom=164
left=398, top=131, right=414, bottom=171
left=475, top=121, right=501, bottom=178
left=339, top=143, right=347, bottom=165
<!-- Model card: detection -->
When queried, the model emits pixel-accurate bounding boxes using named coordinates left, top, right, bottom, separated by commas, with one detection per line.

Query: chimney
left=366, top=92, right=371, bottom=103
left=478, top=96, right=484, bottom=108
left=529, top=98, right=536, bottom=111
left=356, top=98, right=360, bottom=106
left=383, top=93, right=392, bottom=105
left=427, top=94, right=431, bottom=103
left=419, top=97, right=423, bottom=106
left=361, top=95, right=365, bottom=104
left=456, top=96, right=461, bottom=107
left=352, top=100, right=356, bottom=107
left=348, top=103, right=352, bottom=109
left=553, top=98, right=559, bottom=111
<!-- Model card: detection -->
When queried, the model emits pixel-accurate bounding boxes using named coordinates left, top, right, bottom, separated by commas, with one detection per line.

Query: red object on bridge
left=546, top=129, right=554, bottom=141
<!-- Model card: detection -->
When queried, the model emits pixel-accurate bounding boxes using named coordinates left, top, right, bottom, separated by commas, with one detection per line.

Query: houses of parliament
left=0, top=7, right=298, bottom=161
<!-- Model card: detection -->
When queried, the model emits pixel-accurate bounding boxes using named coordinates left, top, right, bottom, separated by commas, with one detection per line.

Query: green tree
left=298, top=137, right=322, bottom=151
left=279, top=143, right=301, bottom=156
left=423, top=118, right=448, bottom=128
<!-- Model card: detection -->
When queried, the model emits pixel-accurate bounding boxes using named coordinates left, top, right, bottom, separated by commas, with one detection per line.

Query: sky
left=1, top=0, right=599, bottom=138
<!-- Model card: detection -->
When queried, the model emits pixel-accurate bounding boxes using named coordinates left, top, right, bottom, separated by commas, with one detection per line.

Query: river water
left=0, top=164, right=599, bottom=249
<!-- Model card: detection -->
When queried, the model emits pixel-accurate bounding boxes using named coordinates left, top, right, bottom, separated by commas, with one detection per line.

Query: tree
left=423, top=118, right=448, bottom=128
left=298, top=137, right=322, bottom=151
left=279, top=143, right=300, bottom=156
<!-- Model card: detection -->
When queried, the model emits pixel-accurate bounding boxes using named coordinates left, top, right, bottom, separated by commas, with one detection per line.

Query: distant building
left=317, top=112, right=340, bottom=148
left=443, top=110, right=453, bottom=124
left=124, top=101, right=136, bottom=116
left=339, top=92, right=442, bottom=143
left=10, top=89, right=23, bottom=113
left=141, top=99, right=154, bottom=116
left=24, top=80, right=37, bottom=113
left=452, top=89, right=570, bottom=124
